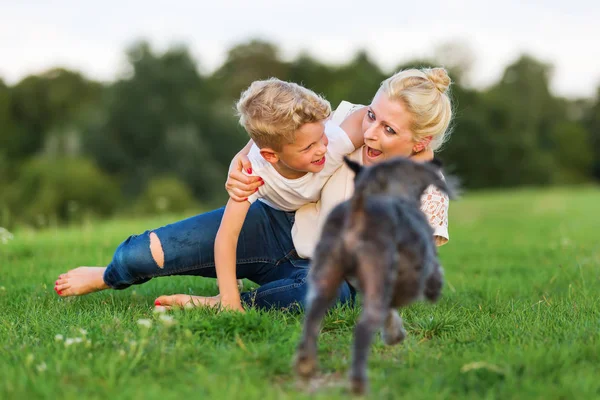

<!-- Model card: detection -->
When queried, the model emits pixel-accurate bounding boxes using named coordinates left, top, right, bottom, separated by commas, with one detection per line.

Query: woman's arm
left=214, top=199, right=252, bottom=312
left=225, top=141, right=263, bottom=202
left=412, top=151, right=448, bottom=245
left=420, top=184, right=449, bottom=246
left=340, top=107, right=368, bottom=149
left=231, top=140, right=254, bottom=172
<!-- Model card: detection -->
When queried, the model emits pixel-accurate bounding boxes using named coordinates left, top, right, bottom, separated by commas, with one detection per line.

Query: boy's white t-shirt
left=245, top=119, right=355, bottom=212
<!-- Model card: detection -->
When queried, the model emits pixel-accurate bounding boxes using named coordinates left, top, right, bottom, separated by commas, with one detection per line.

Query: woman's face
left=361, top=90, right=418, bottom=166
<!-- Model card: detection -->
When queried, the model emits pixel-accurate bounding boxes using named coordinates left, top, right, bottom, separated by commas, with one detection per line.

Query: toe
left=154, top=295, right=175, bottom=307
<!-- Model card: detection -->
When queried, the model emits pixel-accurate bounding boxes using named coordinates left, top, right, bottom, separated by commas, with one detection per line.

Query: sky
left=2, top=0, right=599, bottom=99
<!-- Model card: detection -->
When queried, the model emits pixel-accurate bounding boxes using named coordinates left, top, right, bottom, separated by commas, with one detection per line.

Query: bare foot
left=54, top=267, right=109, bottom=297
left=154, top=294, right=221, bottom=310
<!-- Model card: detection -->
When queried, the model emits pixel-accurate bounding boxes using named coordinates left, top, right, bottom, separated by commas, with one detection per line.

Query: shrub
left=134, top=176, right=197, bottom=215
left=12, top=156, right=121, bottom=226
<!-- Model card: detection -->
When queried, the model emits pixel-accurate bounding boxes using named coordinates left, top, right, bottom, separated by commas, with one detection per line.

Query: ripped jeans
left=103, top=201, right=355, bottom=310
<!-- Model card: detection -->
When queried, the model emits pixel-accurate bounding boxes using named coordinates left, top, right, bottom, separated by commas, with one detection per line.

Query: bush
left=134, top=176, right=197, bottom=215
left=11, top=156, right=121, bottom=226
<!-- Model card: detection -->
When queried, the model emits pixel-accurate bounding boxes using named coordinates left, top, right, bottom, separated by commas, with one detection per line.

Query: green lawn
left=1, top=187, right=599, bottom=399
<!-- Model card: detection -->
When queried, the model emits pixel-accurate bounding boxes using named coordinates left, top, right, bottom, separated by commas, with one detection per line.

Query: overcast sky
left=2, top=0, right=599, bottom=98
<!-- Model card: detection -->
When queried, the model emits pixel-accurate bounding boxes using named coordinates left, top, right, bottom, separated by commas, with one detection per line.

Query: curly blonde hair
left=236, top=78, right=331, bottom=150
left=380, top=68, right=453, bottom=151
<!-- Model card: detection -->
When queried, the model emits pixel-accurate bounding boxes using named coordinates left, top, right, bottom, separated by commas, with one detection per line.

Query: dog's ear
left=344, top=156, right=363, bottom=177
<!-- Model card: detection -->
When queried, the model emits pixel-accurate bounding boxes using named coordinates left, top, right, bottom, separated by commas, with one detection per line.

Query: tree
left=327, top=51, right=385, bottom=107
left=9, top=69, right=102, bottom=161
left=586, top=87, right=600, bottom=180
left=0, top=80, right=18, bottom=217
left=0, top=80, right=17, bottom=167
left=481, top=55, right=560, bottom=186
left=83, top=41, right=227, bottom=202
left=288, top=53, right=335, bottom=100
left=210, top=40, right=290, bottom=104
left=548, top=120, right=593, bottom=183
left=437, top=85, right=498, bottom=188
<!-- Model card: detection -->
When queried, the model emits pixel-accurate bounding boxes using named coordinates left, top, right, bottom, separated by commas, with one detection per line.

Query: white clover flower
left=159, top=314, right=176, bottom=327
left=119, top=349, right=126, bottom=357
left=79, top=328, right=88, bottom=336
left=54, top=334, right=64, bottom=342
left=64, top=337, right=83, bottom=347
left=36, top=362, right=47, bottom=372
left=137, top=319, right=152, bottom=328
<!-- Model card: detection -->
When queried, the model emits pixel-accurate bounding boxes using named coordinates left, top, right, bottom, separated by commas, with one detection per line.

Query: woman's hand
left=225, top=152, right=263, bottom=202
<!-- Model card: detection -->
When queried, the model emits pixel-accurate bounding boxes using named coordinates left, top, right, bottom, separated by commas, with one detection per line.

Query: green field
left=1, top=187, right=599, bottom=399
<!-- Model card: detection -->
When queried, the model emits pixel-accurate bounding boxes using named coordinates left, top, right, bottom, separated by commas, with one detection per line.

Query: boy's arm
left=214, top=198, right=252, bottom=312
left=340, top=107, right=368, bottom=149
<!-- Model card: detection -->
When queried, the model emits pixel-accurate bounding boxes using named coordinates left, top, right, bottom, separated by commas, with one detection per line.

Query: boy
left=215, top=78, right=365, bottom=311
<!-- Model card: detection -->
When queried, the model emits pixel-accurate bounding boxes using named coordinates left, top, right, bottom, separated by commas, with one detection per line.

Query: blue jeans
left=103, top=201, right=355, bottom=310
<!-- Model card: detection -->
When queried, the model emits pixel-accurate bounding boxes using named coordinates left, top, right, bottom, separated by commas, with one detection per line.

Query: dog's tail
left=348, top=187, right=367, bottom=228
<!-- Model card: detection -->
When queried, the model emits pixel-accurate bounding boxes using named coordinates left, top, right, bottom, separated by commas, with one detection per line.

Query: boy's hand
left=226, top=153, right=263, bottom=202
left=220, top=295, right=245, bottom=313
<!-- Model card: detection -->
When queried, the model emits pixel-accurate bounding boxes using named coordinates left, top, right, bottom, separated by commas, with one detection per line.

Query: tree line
left=1, top=40, right=599, bottom=228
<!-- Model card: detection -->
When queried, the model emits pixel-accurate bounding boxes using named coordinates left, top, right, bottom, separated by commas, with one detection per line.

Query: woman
left=54, top=67, right=453, bottom=310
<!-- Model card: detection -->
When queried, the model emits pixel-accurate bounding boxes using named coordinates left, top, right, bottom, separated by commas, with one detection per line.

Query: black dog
left=294, top=156, right=454, bottom=395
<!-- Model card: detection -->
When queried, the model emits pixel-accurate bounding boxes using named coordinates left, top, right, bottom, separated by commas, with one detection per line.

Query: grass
left=1, top=186, right=599, bottom=399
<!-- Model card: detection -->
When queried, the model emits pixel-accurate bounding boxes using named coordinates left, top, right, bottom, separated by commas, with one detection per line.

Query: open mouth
left=366, top=146, right=383, bottom=159
left=311, top=156, right=326, bottom=166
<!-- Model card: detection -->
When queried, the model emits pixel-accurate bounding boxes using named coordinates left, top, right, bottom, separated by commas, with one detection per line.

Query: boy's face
left=261, top=121, right=329, bottom=178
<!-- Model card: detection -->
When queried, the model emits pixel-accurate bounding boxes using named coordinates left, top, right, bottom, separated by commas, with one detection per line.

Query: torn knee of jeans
left=149, top=232, right=165, bottom=268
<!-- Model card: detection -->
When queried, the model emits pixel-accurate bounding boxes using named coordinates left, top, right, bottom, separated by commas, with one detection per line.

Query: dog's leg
left=350, top=295, right=385, bottom=395
left=294, top=257, right=344, bottom=380
left=381, top=309, right=407, bottom=346
left=349, top=251, right=391, bottom=395
left=424, top=262, right=444, bottom=302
